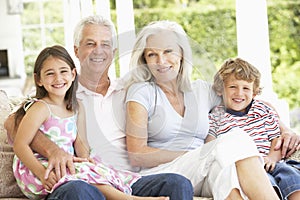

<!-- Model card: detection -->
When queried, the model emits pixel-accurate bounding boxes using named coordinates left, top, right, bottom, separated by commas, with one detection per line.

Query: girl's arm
left=13, top=102, right=55, bottom=184
left=126, top=101, right=186, bottom=168
left=74, top=101, right=90, bottom=159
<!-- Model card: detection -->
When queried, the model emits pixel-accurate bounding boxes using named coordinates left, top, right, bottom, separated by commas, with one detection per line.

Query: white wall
left=0, top=0, right=25, bottom=79
left=0, top=0, right=26, bottom=97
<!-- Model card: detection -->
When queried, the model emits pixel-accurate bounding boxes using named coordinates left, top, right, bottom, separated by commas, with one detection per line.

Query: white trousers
left=140, top=129, right=262, bottom=200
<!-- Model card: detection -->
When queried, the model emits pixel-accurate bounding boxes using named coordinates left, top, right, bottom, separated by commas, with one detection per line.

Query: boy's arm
left=4, top=112, right=76, bottom=179
left=275, top=119, right=300, bottom=158
left=261, top=100, right=300, bottom=157
left=205, top=134, right=216, bottom=143
left=267, top=137, right=282, bottom=162
left=264, top=137, right=282, bottom=172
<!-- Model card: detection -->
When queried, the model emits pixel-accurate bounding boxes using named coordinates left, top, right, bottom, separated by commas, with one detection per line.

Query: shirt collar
left=226, top=100, right=254, bottom=117
left=77, top=78, right=125, bottom=97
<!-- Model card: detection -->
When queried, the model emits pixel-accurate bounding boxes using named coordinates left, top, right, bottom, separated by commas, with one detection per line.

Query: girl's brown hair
left=14, top=45, right=78, bottom=127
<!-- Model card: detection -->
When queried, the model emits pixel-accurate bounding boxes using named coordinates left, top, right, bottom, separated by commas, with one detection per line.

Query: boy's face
left=222, top=74, right=255, bottom=113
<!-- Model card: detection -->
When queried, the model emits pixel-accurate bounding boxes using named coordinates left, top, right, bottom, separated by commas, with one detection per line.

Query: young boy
left=206, top=58, right=300, bottom=200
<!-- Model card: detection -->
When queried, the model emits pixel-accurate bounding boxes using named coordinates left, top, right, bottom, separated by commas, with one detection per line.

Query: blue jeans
left=46, top=173, right=193, bottom=200
left=132, top=173, right=194, bottom=200
left=46, top=180, right=105, bottom=200
left=268, top=160, right=300, bottom=200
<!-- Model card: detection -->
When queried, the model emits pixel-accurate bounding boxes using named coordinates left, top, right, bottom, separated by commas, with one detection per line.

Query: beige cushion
left=0, top=90, right=26, bottom=198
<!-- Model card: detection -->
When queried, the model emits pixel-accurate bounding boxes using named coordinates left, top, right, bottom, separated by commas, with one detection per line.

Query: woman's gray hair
left=73, top=15, right=118, bottom=50
left=126, top=20, right=193, bottom=91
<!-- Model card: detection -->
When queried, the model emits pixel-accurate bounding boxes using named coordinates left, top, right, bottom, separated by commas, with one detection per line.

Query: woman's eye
left=165, top=49, right=173, bottom=53
left=148, top=52, right=158, bottom=58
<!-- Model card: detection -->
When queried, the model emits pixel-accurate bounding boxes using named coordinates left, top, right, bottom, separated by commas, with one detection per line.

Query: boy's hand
left=263, top=157, right=276, bottom=172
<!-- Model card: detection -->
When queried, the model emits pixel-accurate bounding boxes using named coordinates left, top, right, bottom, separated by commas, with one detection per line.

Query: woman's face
left=144, top=30, right=182, bottom=83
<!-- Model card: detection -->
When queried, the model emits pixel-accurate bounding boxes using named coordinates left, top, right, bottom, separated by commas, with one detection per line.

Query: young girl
left=12, top=45, right=169, bottom=200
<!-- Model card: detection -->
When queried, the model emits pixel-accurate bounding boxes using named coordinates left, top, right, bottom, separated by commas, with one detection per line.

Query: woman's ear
left=217, top=91, right=223, bottom=96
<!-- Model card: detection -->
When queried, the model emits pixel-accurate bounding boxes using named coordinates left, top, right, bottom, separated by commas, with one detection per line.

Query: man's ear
left=113, top=48, right=118, bottom=57
left=74, top=46, right=79, bottom=58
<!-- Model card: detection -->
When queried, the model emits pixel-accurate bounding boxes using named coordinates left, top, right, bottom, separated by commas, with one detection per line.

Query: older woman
left=125, top=20, right=279, bottom=199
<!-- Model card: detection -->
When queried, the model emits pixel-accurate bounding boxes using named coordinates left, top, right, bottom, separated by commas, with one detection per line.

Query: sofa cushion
left=0, top=90, right=26, bottom=198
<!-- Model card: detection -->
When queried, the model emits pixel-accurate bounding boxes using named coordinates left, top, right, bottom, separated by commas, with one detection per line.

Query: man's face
left=74, top=24, right=115, bottom=78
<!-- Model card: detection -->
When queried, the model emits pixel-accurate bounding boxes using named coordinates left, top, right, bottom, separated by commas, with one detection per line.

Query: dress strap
left=23, top=98, right=52, bottom=116
left=37, top=99, right=52, bottom=116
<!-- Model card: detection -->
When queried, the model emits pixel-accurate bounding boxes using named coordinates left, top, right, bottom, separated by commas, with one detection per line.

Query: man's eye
left=102, top=43, right=111, bottom=48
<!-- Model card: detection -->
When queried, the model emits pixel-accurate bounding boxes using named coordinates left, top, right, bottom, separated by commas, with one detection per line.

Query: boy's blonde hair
left=213, top=58, right=262, bottom=95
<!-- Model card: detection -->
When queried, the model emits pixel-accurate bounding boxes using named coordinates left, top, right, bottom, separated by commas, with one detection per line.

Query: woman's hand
left=274, top=132, right=300, bottom=159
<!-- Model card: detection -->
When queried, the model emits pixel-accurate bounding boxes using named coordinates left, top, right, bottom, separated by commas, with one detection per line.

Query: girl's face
left=37, top=56, right=76, bottom=98
left=144, top=30, right=182, bottom=84
left=222, top=74, right=255, bottom=113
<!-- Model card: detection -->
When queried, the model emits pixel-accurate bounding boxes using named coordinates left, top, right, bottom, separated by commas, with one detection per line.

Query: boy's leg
left=46, top=180, right=106, bottom=200
left=132, top=173, right=193, bottom=200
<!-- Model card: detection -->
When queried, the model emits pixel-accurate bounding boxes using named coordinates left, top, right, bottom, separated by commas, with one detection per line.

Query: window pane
left=23, top=28, right=42, bottom=51
left=45, top=26, right=65, bottom=46
left=44, top=0, right=63, bottom=23
left=22, top=2, right=40, bottom=25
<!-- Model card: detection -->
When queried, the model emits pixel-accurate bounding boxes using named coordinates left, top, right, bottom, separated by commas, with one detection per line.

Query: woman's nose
left=157, top=55, right=166, bottom=65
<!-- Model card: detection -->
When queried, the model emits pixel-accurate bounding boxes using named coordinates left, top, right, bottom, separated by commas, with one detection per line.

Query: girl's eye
left=45, top=72, right=54, bottom=76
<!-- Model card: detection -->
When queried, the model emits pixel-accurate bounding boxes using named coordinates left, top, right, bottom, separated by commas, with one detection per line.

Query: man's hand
left=44, top=149, right=90, bottom=180
left=274, top=132, right=300, bottom=159
left=44, top=148, right=75, bottom=180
